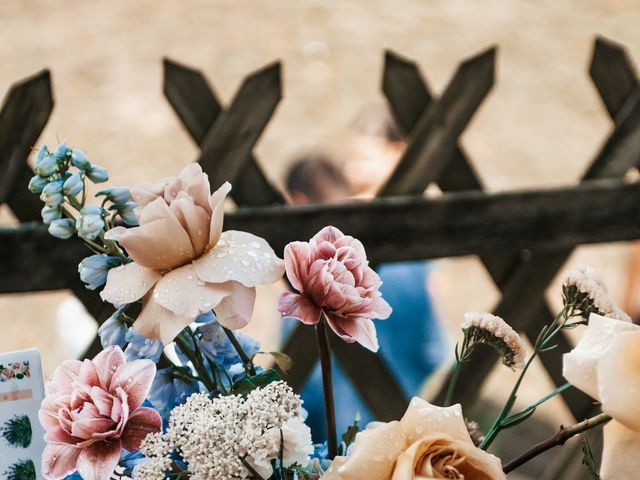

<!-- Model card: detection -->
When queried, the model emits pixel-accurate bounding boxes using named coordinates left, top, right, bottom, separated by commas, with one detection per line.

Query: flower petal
left=153, top=264, right=231, bottom=318
left=325, top=314, right=379, bottom=352
left=46, top=360, right=82, bottom=396
left=75, top=440, right=121, bottom=480
left=400, top=397, right=472, bottom=444
left=207, top=181, right=231, bottom=249
left=92, top=346, right=126, bottom=390
left=170, top=192, right=210, bottom=257
left=284, top=241, right=312, bottom=292
left=100, top=262, right=161, bottom=306
left=194, top=230, right=284, bottom=287
left=601, top=420, right=640, bottom=479
left=112, top=359, right=156, bottom=411
left=563, top=313, right=640, bottom=400
left=598, top=331, right=640, bottom=432
left=279, top=292, right=322, bottom=325
left=118, top=198, right=195, bottom=270
left=337, top=421, right=406, bottom=480
left=42, top=444, right=81, bottom=480
left=133, top=293, right=195, bottom=344
left=121, top=407, right=162, bottom=451
left=177, top=163, right=212, bottom=212
left=214, top=282, right=256, bottom=330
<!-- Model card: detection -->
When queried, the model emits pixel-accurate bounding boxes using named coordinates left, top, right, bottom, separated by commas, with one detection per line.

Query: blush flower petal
left=279, top=291, right=322, bottom=325
left=46, top=360, right=82, bottom=395
left=112, top=359, right=156, bottom=411
left=115, top=198, right=195, bottom=271
left=75, top=440, right=121, bottom=480
left=170, top=192, right=210, bottom=257
left=42, top=444, right=81, bottom=479
left=133, top=293, right=195, bottom=344
left=152, top=264, right=231, bottom=319
left=283, top=241, right=312, bottom=292
left=100, top=262, right=161, bottom=306
left=193, top=230, right=285, bottom=287
left=213, top=281, right=256, bottom=330
left=325, top=315, right=379, bottom=352
left=120, top=407, right=162, bottom=451
left=92, top=346, right=126, bottom=389
left=207, top=181, right=231, bottom=249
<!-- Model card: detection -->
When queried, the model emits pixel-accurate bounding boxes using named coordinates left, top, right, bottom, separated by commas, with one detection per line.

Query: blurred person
left=284, top=142, right=446, bottom=442
left=342, top=104, right=406, bottom=197
left=285, top=152, right=351, bottom=204
left=624, top=242, right=640, bottom=323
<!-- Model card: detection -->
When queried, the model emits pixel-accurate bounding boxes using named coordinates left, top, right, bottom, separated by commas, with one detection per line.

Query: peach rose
left=100, top=164, right=284, bottom=343
left=563, top=313, right=640, bottom=479
left=321, top=397, right=505, bottom=480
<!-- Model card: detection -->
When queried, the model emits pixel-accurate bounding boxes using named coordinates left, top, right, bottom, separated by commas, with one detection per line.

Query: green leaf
left=581, top=435, right=602, bottom=479
left=231, top=368, right=281, bottom=396
left=264, top=351, right=294, bottom=373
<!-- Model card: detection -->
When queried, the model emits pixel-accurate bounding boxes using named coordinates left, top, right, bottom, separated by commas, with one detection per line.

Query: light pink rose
left=278, top=226, right=391, bottom=352
left=100, top=163, right=284, bottom=343
left=38, top=346, right=161, bottom=480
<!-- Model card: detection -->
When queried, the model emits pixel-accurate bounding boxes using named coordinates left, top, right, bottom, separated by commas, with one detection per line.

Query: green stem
left=223, top=327, right=257, bottom=376
left=481, top=306, right=570, bottom=450
left=174, top=333, right=216, bottom=392
left=503, top=382, right=571, bottom=425
left=316, top=316, right=338, bottom=459
left=444, top=359, right=464, bottom=407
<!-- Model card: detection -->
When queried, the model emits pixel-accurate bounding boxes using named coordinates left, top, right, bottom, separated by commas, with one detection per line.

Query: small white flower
left=462, top=312, right=527, bottom=369
left=561, top=265, right=630, bottom=322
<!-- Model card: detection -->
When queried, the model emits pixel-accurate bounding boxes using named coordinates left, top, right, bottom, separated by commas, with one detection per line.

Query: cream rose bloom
left=563, top=313, right=640, bottom=479
left=321, top=397, right=506, bottom=480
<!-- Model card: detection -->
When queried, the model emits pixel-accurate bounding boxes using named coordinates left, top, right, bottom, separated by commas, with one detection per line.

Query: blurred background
left=2, top=1, right=640, bottom=478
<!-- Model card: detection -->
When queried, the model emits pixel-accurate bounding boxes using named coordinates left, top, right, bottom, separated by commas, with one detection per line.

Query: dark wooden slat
left=195, top=63, right=282, bottom=191
left=6, top=179, right=640, bottom=293
left=163, top=59, right=286, bottom=207
left=378, top=47, right=496, bottom=196
left=0, top=70, right=53, bottom=221
left=437, top=38, right=640, bottom=412
left=589, top=36, right=639, bottom=122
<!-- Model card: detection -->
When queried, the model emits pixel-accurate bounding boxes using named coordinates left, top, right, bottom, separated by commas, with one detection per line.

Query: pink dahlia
left=38, top=346, right=161, bottom=480
left=278, top=226, right=392, bottom=351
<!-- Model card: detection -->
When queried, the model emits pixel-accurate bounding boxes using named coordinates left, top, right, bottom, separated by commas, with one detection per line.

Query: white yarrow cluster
left=462, top=312, right=527, bottom=369
left=133, top=381, right=313, bottom=480
left=561, top=265, right=630, bottom=321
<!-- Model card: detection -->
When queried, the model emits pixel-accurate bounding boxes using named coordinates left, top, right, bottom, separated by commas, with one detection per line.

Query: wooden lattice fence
left=1, top=37, right=640, bottom=447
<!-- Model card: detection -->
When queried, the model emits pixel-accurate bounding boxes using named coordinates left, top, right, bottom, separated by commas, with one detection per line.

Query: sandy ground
left=1, top=1, right=640, bottom=476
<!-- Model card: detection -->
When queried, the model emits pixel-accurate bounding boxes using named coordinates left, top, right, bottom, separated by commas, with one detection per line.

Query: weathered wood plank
left=378, top=47, right=495, bottom=196
left=195, top=63, right=282, bottom=191
left=163, top=59, right=285, bottom=207
left=5, top=179, right=640, bottom=293
left=0, top=70, right=53, bottom=221
left=589, top=36, right=639, bottom=122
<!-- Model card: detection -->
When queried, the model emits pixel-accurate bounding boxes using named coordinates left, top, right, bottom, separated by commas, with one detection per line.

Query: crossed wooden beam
left=1, top=37, right=638, bottom=424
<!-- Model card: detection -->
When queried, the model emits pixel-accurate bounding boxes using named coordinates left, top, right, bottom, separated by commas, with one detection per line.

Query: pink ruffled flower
left=38, top=346, right=161, bottom=480
left=279, top=226, right=392, bottom=351
left=100, top=163, right=284, bottom=343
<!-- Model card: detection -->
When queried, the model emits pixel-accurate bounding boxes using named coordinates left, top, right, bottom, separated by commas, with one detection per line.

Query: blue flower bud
left=124, top=329, right=163, bottom=363
left=48, top=218, right=75, bottom=239
left=96, top=187, right=132, bottom=204
left=109, top=201, right=138, bottom=226
left=28, top=175, right=48, bottom=193
left=70, top=149, right=91, bottom=170
left=53, top=142, right=70, bottom=160
left=78, top=254, right=122, bottom=290
left=39, top=180, right=64, bottom=207
left=86, top=165, right=109, bottom=183
left=41, top=205, right=62, bottom=224
left=35, top=145, right=50, bottom=163
left=35, top=153, right=59, bottom=177
left=76, top=206, right=105, bottom=241
left=98, top=308, right=129, bottom=348
left=63, top=172, right=84, bottom=196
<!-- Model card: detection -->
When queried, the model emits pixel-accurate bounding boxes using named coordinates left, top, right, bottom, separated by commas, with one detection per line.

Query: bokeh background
left=1, top=1, right=640, bottom=477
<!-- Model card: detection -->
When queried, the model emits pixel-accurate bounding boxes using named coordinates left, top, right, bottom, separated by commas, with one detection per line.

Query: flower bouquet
left=27, top=143, right=640, bottom=479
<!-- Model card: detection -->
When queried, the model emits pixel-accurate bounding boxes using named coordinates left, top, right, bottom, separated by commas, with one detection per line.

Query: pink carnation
left=38, top=346, right=161, bottom=480
left=278, top=226, right=392, bottom=352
